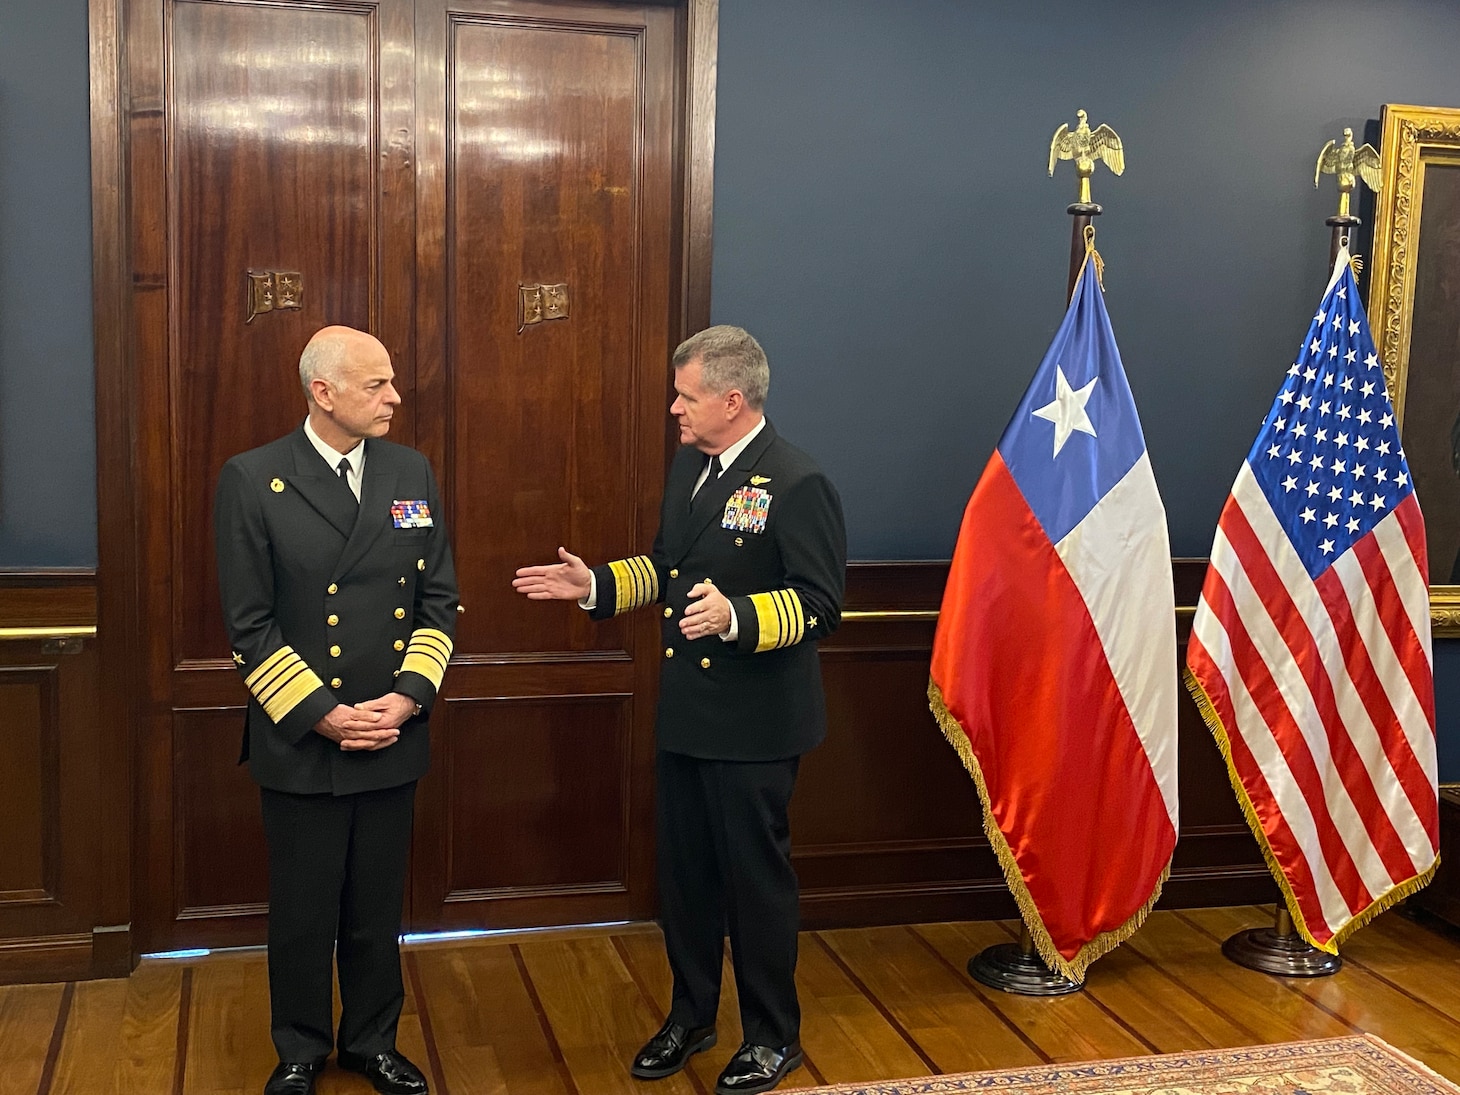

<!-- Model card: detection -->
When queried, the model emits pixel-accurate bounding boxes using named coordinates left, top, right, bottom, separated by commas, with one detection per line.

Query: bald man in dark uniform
left=215, top=326, right=458, bottom=1095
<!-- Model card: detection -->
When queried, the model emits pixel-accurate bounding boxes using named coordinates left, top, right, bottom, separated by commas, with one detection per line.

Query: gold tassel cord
left=928, top=680, right=1171, bottom=983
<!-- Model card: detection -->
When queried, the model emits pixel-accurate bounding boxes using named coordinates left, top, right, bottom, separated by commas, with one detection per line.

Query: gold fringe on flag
left=1181, top=665, right=1438, bottom=953
left=928, top=678, right=1170, bottom=984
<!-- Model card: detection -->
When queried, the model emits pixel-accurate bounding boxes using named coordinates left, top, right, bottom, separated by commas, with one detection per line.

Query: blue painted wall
left=2, top=0, right=1456, bottom=777
left=0, top=0, right=96, bottom=566
left=709, top=0, right=1460, bottom=779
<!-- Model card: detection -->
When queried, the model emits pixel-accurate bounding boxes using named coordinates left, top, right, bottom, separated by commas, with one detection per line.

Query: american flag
left=1185, top=250, right=1438, bottom=951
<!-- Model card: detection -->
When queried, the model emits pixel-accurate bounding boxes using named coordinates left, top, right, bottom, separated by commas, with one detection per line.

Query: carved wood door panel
left=121, top=0, right=690, bottom=951
left=407, top=0, right=679, bottom=930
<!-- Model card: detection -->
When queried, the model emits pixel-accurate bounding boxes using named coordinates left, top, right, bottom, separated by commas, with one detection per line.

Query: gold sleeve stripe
left=258, top=664, right=326, bottom=723
left=243, top=644, right=326, bottom=723
left=750, top=589, right=806, bottom=653
left=244, top=645, right=295, bottom=691
left=401, top=627, right=454, bottom=690
left=607, top=556, right=660, bottom=615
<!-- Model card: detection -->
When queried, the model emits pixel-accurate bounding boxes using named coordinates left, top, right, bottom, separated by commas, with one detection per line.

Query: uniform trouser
left=259, top=782, right=416, bottom=1064
left=657, top=750, right=802, bottom=1048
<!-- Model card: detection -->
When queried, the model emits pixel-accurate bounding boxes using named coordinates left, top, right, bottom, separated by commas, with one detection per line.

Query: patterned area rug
left=785, top=1036, right=1458, bottom=1095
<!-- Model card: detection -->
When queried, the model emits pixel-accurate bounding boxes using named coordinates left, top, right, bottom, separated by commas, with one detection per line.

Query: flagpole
left=1219, top=169, right=1368, bottom=980
left=965, top=193, right=1114, bottom=998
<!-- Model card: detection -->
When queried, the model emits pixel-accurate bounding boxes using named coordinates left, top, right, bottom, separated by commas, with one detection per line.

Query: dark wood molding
left=680, top=0, right=716, bottom=337
left=89, top=0, right=138, bottom=978
left=0, top=572, right=98, bottom=630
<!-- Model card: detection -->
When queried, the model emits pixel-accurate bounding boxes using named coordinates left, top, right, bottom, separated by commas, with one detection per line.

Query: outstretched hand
left=512, top=546, right=593, bottom=601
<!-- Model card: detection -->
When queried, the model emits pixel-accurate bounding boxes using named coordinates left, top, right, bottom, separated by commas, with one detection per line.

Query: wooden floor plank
left=1182, top=906, right=1460, bottom=1082
left=915, top=920, right=1157, bottom=1064
left=517, top=935, right=699, bottom=1095
left=795, top=928, right=930, bottom=1085
left=816, top=925, right=1043, bottom=1075
left=8, top=908, right=1460, bottom=1093
left=1124, top=907, right=1356, bottom=1043
left=409, top=939, right=569, bottom=1095
left=108, top=960, right=185, bottom=1095
left=0, top=982, right=64, bottom=1095
left=184, top=951, right=274, bottom=1095
left=49, top=978, right=129, bottom=1095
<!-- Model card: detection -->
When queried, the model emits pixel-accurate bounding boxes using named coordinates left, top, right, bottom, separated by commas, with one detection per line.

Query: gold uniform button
left=329, top=645, right=341, bottom=657
left=270, top=478, right=285, bottom=493
left=394, top=640, right=405, bottom=651
left=664, top=647, right=674, bottom=658
left=663, top=607, right=673, bottom=618
left=327, top=583, right=338, bottom=595
left=327, top=614, right=339, bottom=626
left=330, top=677, right=342, bottom=689
left=394, top=608, right=406, bottom=620
left=700, top=657, right=711, bottom=669
left=669, top=568, right=679, bottom=578
left=417, top=559, right=426, bottom=571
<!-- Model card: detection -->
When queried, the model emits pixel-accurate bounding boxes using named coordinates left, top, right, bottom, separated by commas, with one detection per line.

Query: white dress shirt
left=304, top=417, right=365, bottom=502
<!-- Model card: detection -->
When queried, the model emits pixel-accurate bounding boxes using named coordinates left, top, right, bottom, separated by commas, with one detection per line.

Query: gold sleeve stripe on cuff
left=257, top=663, right=326, bottom=723
left=608, top=556, right=659, bottom=615
left=249, top=649, right=309, bottom=702
left=408, top=628, right=453, bottom=663
left=244, top=645, right=295, bottom=691
left=750, top=589, right=806, bottom=652
left=401, top=628, right=453, bottom=690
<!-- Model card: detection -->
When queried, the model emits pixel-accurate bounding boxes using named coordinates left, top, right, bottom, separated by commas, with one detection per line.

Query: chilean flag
left=929, top=254, right=1178, bottom=982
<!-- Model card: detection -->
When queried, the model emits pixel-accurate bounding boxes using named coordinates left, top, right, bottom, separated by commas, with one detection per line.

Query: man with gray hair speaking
left=215, top=325, right=458, bottom=1095
left=514, top=325, right=846, bottom=1094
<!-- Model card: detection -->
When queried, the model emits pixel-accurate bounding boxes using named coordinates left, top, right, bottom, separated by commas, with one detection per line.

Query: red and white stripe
left=1186, top=463, right=1437, bottom=948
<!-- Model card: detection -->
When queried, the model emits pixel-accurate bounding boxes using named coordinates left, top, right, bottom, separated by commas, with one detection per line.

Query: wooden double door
left=113, top=0, right=712, bottom=952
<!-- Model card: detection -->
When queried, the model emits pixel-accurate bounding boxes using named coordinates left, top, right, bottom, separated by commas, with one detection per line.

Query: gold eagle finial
left=1049, top=109, right=1125, bottom=205
left=1315, top=127, right=1382, bottom=218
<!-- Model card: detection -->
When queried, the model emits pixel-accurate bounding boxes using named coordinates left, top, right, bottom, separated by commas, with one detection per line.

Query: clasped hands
left=512, top=546, right=730, bottom=639
left=314, top=692, right=417, bottom=752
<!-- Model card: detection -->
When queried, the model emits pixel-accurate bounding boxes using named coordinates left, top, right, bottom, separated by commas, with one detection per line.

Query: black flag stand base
left=967, top=925, right=1083, bottom=995
left=1221, top=906, right=1343, bottom=977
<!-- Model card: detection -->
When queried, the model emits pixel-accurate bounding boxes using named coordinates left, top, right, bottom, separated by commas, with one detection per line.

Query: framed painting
left=1369, top=103, right=1460, bottom=634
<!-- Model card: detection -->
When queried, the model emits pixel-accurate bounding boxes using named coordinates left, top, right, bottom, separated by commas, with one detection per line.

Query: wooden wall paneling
left=0, top=603, right=104, bottom=984
left=172, top=708, right=268, bottom=947
left=90, top=0, right=137, bottom=980
left=433, top=695, right=634, bottom=923
left=409, top=0, right=687, bottom=934
left=123, top=0, right=418, bottom=952
left=792, top=561, right=1273, bottom=930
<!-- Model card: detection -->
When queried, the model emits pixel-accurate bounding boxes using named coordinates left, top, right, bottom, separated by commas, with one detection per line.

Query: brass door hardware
left=246, top=270, right=304, bottom=323
left=518, top=282, right=570, bottom=332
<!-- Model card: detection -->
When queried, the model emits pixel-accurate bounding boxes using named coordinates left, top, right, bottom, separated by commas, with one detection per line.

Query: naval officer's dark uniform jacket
left=214, top=426, right=457, bottom=1063
left=589, top=420, right=846, bottom=1047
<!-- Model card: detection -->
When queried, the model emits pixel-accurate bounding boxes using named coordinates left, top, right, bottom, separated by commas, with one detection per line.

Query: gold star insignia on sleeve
left=232, top=651, right=245, bottom=665
left=808, top=617, right=818, bottom=629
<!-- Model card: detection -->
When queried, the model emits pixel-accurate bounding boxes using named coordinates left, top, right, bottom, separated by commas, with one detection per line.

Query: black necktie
left=337, top=457, right=357, bottom=505
left=692, top=453, right=721, bottom=506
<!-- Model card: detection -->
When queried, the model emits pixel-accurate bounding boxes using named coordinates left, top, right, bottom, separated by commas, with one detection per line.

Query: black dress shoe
left=630, top=1018, right=718, bottom=1079
left=714, top=1041, right=803, bottom=1095
left=337, top=1048, right=429, bottom=1095
left=263, top=1061, right=323, bottom=1095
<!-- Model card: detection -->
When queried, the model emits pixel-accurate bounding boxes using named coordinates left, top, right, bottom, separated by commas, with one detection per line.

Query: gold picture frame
left=1368, top=104, right=1460, bottom=635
